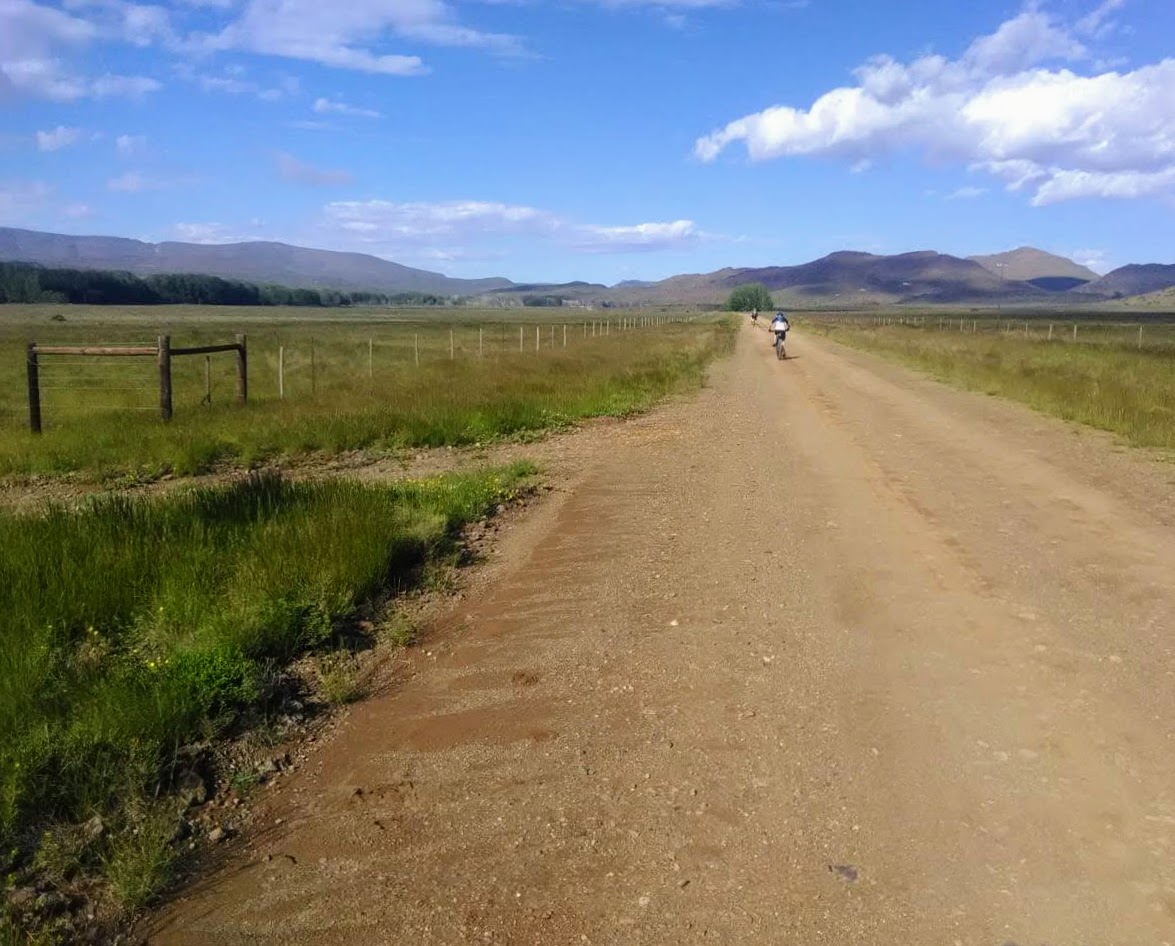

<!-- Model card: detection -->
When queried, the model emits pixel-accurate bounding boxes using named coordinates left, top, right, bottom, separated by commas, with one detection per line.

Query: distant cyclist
left=750, top=308, right=759, bottom=325
left=770, top=311, right=790, bottom=356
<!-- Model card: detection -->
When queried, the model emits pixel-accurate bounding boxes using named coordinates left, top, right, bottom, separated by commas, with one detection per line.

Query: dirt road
left=149, top=325, right=1175, bottom=945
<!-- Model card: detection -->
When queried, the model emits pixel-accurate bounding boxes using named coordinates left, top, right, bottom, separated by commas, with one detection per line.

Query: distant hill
left=1078, top=264, right=1175, bottom=299
left=1112, top=285, right=1175, bottom=309
left=607, top=251, right=1048, bottom=305
left=0, top=227, right=512, bottom=296
left=969, top=247, right=1097, bottom=286
left=3, top=227, right=1168, bottom=308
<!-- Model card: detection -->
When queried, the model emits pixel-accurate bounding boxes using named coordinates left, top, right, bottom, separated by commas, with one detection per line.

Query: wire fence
left=811, top=313, right=1175, bottom=354
left=6, top=313, right=693, bottom=432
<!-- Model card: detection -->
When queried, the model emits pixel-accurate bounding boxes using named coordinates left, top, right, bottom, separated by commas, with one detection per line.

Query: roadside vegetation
left=726, top=283, right=774, bottom=313
left=0, top=464, right=533, bottom=941
left=0, top=308, right=733, bottom=479
left=0, top=304, right=736, bottom=941
left=811, top=317, right=1175, bottom=451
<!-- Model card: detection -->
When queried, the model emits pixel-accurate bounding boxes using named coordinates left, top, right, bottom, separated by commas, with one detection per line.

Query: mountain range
left=0, top=227, right=510, bottom=296
left=2, top=227, right=1174, bottom=306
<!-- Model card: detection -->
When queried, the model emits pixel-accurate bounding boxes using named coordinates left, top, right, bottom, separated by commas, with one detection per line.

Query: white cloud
left=695, top=7, right=1175, bottom=205
left=0, top=0, right=161, bottom=100
left=275, top=152, right=354, bottom=187
left=202, top=0, right=522, bottom=75
left=1030, top=167, right=1175, bottom=205
left=326, top=199, right=559, bottom=239
left=172, top=222, right=243, bottom=243
left=574, top=219, right=701, bottom=253
left=115, top=133, right=147, bottom=155
left=1077, top=0, right=1125, bottom=37
left=36, top=125, right=82, bottom=151
left=1071, top=247, right=1110, bottom=273
left=313, top=96, right=382, bottom=118
left=175, top=63, right=292, bottom=100
left=945, top=185, right=987, bottom=200
left=320, top=198, right=706, bottom=258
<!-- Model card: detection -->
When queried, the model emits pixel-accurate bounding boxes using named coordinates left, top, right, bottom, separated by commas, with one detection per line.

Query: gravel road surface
left=148, top=324, right=1175, bottom=945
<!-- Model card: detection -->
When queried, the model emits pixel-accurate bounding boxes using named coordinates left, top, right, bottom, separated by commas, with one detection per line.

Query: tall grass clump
left=0, top=314, right=735, bottom=478
left=0, top=464, right=531, bottom=922
left=815, top=322, right=1175, bottom=451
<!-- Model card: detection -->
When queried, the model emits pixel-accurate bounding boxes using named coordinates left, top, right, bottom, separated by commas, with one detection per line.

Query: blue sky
left=2, top=0, right=1173, bottom=284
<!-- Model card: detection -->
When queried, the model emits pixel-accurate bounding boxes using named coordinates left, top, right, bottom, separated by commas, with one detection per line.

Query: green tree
left=727, top=283, right=774, bottom=312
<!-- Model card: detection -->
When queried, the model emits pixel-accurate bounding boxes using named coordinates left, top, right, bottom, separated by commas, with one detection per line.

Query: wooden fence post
left=479, top=327, right=484, bottom=357
left=563, top=324, right=567, bottom=348
left=1138, top=325, right=1144, bottom=349
left=1048, top=324, right=1054, bottom=341
left=278, top=345, right=285, bottom=399
left=26, top=342, right=41, bottom=434
left=235, top=334, right=247, bottom=405
left=204, top=355, right=212, bottom=405
left=310, top=338, right=317, bottom=396
left=158, top=335, right=173, bottom=422
left=1073, top=323, right=1078, bottom=342
left=415, top=334, right=420, bottom=367
left=535, top=325, right=540, bottom=352
left=368, top=336, right=374, bottom=382
left=519, top=326, right=524, bottom=352
left=450, top=328, right=454, bottom=360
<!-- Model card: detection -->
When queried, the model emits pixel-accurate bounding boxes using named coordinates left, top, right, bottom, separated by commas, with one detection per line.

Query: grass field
left=0, top=465, right=533, bottom=939
left=808, top=315, right=1175, bottom=451
left=0, top=303, right=735, bottom=941
left=1, top=306, right=732, bottom=479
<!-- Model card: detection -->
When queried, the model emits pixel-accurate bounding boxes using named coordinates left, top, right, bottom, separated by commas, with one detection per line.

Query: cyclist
left=770, top=310, right=790, bottom=356
left=750, top=308, right=759, bottom=325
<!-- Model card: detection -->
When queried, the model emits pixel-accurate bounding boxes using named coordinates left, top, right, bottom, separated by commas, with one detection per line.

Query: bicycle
left=774, top=331, right=787, bottom=360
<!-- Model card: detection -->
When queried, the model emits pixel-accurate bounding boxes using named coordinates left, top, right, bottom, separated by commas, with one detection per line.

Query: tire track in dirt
left=147, top=324, right=1175, bottom=945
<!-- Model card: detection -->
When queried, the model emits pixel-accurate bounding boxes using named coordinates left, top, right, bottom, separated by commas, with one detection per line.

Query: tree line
left=0, top=262, right=454, bottom=308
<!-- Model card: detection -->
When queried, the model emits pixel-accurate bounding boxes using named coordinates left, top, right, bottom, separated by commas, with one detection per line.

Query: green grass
left=0, top=305, right=734, bottom=938
left=811, top=319, right=1175, bottom=451
left=0, top=464, right=532, bottom=932
left=0, top=307, right=732, bottom=478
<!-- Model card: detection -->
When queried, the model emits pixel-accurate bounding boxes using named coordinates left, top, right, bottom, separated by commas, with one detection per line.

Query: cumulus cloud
left=202, top=0, right=521, bottom=75
left=313, top=96, right=382, bottom=118
left=320, top=198, right=706, bottom=259
left=695, top=6, right=1175, bottom=205
left=276, top=152, right=354, bottom=187
left=36, top=125, right=82, bottom=151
